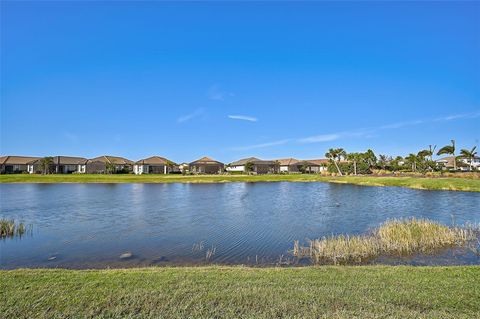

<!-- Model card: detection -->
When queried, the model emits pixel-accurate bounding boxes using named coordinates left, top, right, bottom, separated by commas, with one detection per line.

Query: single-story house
left=275, top=158, right=327, bottom=173
left=84, top=156, right=134, bottom=174
left=27, top=156, right=88, bottom=174
left=189, top=156, right=224, bottom=174
left=276, top=158, right=300, bottom=173
left=436, top=156, right=479, bottom=171
left=0, top=156, right=40, bottom=174
left=133, top=156, right=177, bottom=174
left=306, top=159, right=330, bottom=172
left=227, top=157, right=277, bottom=174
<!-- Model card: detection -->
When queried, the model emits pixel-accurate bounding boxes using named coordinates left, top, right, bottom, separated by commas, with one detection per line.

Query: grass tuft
left=295, top=218, right=478, bottom=265
left=0, top=219, right=27, bottom=238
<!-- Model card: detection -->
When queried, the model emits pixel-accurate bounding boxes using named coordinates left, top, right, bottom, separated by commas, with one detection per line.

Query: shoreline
left=1, top=174, right=479, bottom=192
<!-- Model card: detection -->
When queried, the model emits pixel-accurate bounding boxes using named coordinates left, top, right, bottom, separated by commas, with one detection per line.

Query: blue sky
left=1, top=1, right=479, bottom=163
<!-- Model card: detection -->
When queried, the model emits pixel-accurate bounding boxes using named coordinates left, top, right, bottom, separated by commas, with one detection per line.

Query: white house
left=435, top=156, right=480, bottom=171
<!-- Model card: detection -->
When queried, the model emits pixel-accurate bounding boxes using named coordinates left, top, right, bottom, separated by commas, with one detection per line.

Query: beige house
left=0, top=156, right=40, bottom=174
left=189, top=156, right=224, bottom=174
left=276, top=158, right=327, bottom=173
left=133, top=156, right=177, bottom=174
left=84, top=156, right=134, bottom=174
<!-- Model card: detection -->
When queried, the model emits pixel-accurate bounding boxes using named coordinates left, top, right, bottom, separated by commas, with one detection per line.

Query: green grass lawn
left=1, top=173, right=479, bottom=191
left=1, top=266, right=479, bottom=318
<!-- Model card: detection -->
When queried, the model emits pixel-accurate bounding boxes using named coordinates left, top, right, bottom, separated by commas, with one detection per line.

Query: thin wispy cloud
left=207, top=84, right=234, bottom=101
left=300, top=111, right=480, bottom=144
left=298, top=133, right=340, bottom=144
left=177, top=108, right=205, bottom=123
left=433, top=111, right=480, bottom=122
left=230, top=139, right=291, bottom=151
left=228, top=115, right=258, bottom=122
left=230, top=110, right=479, bottom=151
left=378, top=120, right=425, bottom=130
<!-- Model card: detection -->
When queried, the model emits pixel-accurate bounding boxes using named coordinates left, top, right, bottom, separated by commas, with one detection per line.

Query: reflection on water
left=1, top=182, right=479, bottom=269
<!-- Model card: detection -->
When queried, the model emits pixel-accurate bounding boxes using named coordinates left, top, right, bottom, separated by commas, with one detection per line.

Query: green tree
left=274, top=160, right=280, bottom=174
left=245, top=161, right=255, bottom=174
left=378, top=154, right=389, bottom=170
left=460, top=146, right=477, bottom=171
left=364, top=149, right=377, bottom=168
left=437, top=140, right=456, bottom=171
left=417, top=150, right=430, bottom=160
left=347, top=152, right=362, bottom=175
left=39, top=157, right=54, bottom=175
left=427, top=145, right=437, bottom=162
left=105, top=162, right=116, bottom=174
left=165, top=160, right=176, bottom=174
left=390, top=156, right=404, bottom=171
left=325, top=148, right=346, bottom=176
left=405, top=153, right=418, bottom=172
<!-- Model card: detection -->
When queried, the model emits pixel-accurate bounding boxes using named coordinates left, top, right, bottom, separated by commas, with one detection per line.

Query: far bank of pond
left=1, top=174, right=479, bottom=192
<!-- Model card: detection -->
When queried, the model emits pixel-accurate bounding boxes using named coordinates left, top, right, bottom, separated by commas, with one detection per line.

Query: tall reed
left=0, top=219, right=27, bottom=238
left=294, top=218, right=478, bottom=265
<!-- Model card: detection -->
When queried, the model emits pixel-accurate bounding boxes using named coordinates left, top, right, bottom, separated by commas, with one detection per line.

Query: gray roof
left=29, top=156, right=87, bottom=165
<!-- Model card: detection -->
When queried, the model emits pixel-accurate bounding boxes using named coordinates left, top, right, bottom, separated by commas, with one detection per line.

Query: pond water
left=1, top=182, right=479, bottom=268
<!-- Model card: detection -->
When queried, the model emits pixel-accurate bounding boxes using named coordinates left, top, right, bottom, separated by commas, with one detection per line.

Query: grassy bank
left=1, top=174, right=479, bottom=191
left=2, top=266, right=479, bottom=318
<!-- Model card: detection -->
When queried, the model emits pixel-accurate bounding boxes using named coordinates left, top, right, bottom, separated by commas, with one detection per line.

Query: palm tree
left=428, top=145, right=436, bottom=162
left=405, top=153, right=418, bottom=172
left=245, top=161, right=255, bottom=174
left=437, top=140, right=456, bottom=171
left=105, top=161, right=116, bottom=174
left=378, top=154, right=389, bottom=170
left=364, top=149, right=377, bottom=168
left=274, top=160, right=280, bottom=174
left=460, top=146, right=477, bottom=171
left=347, top=152, right=362, bottom=175
left=417, top=150, right=430, bottom=160
left=325, top=148, right=345, bottom=176
left=39, top=157, right=54, bottom=174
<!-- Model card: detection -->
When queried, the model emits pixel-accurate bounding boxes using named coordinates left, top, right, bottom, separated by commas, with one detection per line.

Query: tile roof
left=89, top=156, right=134, bottom=165
left=135, top=156, right=175, bottom=165
left=29, top=156, right=87, bottom=165
left=190, top=156, right=224, bottom=165
left=0, top=156, right=40, bottom=165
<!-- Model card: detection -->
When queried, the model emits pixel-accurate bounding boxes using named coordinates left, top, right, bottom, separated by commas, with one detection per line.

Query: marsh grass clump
left=377, top=218, right=474, bottom=254
left=294, top=218, right=478, bottom=265
left=307, top=235, right=381, bottom=265
left=0, top=219, right=27, bottom=238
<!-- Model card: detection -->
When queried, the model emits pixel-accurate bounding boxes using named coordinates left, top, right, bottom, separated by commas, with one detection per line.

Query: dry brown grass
left=294, top=218, right=478, bottom=265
